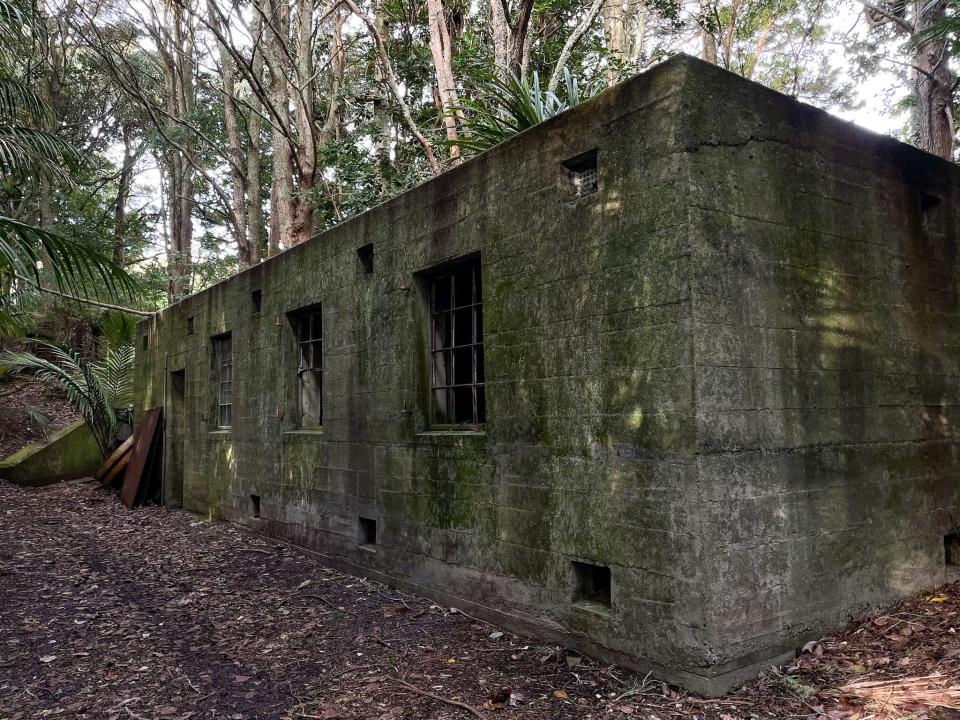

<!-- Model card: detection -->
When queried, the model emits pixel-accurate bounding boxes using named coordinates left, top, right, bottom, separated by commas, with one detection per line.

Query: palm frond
left=99, top=312, right=138, bottom=350
left=0, top=1, right=39, bottom=66
left=0, top=307, right=25, bottom=337
left=0, top=346, right=96, bottom=420
left=908, top=1, right=960, bottom=46
left=24, top=404, right=49, bottom=439
left=0, top=282, right=34, bottom=337
left=0, top=336, right=133, bottom=455
left=0, top=79, right=52, bottom=127
left=0, top=215, right=139, bottom=301
left=0, top=126, right=80, bottom=184
left=0, top=0, right=36, bottom=37
left=95, top=343, right=135, bottom=411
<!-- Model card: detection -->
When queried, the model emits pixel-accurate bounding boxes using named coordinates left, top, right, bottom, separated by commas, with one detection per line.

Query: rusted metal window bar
left=297, top=311, right=323, bottom=425
left=429, top=261, right=485, bottom=426
left=215, top=335, right=232, bottom=428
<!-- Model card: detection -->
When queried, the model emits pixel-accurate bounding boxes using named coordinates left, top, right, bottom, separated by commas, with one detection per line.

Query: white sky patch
left=829, top=5, right=910, bottom=138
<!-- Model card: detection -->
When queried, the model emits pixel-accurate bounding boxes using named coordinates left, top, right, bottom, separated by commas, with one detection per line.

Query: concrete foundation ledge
left=0, top=420, right=102, bottom=486
left=237, top=516, right=793, bottom=697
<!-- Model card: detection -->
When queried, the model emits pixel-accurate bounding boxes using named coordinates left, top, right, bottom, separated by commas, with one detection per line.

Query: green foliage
left=24, top=404, right=50, bottom=440
left=910, top=0, right=960, bottom=47
left=0, top=315, right=136, bottom=455
left=0, top=0, right=138, bottom=337
left=453, top=69, right=598, bottom=156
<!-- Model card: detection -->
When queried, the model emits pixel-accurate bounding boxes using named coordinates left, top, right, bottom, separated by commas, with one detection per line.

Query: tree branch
left=548, top=0, right=603, bottom=94
left=16, top=277, right=152, bottom=317
left=853, top=0, right=914, bottom=34
left=341, top=0, right=442, bottom=174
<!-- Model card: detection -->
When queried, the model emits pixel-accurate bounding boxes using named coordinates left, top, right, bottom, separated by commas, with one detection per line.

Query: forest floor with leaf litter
left=0, top=380, right=79, bottom=459
left=1, top=480, right=959, bottom=720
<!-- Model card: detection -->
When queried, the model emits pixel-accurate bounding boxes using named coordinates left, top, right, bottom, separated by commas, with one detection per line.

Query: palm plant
left=451, top=69, right=600, bottom=156
left=0, top=313, right=136, bottom=456
left=0, top=0, right=136, bottom=336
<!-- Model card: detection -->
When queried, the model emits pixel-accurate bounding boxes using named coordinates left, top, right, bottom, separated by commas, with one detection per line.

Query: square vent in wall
left=562, top=149, right=599, bottom=199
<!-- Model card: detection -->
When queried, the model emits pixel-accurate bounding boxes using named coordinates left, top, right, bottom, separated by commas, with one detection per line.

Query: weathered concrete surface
left=135, top=55, right=960, bottom=694
left=0, top=420, right=101, bottom=485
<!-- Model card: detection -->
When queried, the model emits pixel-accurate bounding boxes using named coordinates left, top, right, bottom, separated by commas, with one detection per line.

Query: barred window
left=295, top=311, right=323, bottom=427
left=212, top=334, right=232, bottom=428
left=429, top=259, right=485, bottom=426
left=562, top=149, right=599, bottom=198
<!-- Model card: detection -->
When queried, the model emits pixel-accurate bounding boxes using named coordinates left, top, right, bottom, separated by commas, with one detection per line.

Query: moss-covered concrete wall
left=0, top=420, right=101, bottom=485
left=135, top=55, right=960, bottom=694
left=678, top=60, right=960, bottom=684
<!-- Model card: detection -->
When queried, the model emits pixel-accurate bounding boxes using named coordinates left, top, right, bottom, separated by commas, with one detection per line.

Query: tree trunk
left=163, top=0, right=195, bottom=300
left=113, top=125, right=138, bottom=265
left=701, top=30, right=717, bottom=64
left=913, top=0, right=954, bottom=159
left=246, top=11, right=265, bottom=262
left=601, top=0, right=644, bottom=84
left=209, top=0, right=254, bottom=266
left=488, top=0, right=534, bottom=79
left=489, top=0, right=512, bottom=78
left=549, top=0, right=603, bottom=94
left=743, top=15, right=773, bottom=80
left=290, top=0, right=317, bottom=247
left=426, top=0, right=460, bottom=159
left=265, top=0, right=294, bottom=256
left=372, top=0, right=392, bottom=195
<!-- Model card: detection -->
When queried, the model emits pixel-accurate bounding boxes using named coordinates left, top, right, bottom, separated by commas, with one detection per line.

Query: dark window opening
left=186, top=316, right=195, bottom=335
left=921, top=191, right=943, bottom=213
left=141, top=334, right=148, bottom=351
left=252, top=289, right=263, bottom=314
left=428, top=258, right=485, bottom=426
left=357, top=243, right=374, bottom=274
left=212, top=334, right=233, bottom=428
left=562, top=149, right=599, bottom=198
left=251, top=494, right=261, bottom=518
left=358, top=516, right=377, bottom=548
left=946, top=532, right=960, bottom=566
left=294, top=310, right=323, bottom=427
left=921, top=191, right=945, bottom=233
left=572, top=561, right=611, bottom=609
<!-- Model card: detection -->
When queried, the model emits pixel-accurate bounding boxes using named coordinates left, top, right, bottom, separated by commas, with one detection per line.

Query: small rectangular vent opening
left=250, top=494, right=261, bottom=518
left=946, top=532, right=960, bottom=566
left=357, top=243, right=374, bottom=274
left=251, top=289, right=263, bottom=314
left=572, top=560, right=611, bottom=609
left=358, top=516, right=377, bottom=549
left=187, top=316, right=195, bottom=335
left=562, top=149, right=599, bottom=199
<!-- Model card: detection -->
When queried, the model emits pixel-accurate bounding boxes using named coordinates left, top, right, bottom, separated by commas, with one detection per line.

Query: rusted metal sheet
left=120, top=409, right=162, bottom=509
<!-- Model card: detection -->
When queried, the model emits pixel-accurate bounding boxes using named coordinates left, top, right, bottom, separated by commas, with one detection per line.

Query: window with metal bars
left=428, top=259, right=485, bottom=427
left=562, top=149, right=599, bottom=198
left=212, top=334, right=232, bottom=428
left=295, top=310, right=323, bottom=427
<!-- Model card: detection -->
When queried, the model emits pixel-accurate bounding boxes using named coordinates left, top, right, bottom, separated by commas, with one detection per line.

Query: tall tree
left=149, top=0, right=197, bottom=299
left=489, top=0, right=536, bottom=78
left=857, top=0, right=955, bottom=159
left=426, top=0, right=462, bottom=157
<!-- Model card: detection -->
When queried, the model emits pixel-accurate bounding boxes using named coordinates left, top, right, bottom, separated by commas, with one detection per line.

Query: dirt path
left=1, top=481, right=958, bottom=720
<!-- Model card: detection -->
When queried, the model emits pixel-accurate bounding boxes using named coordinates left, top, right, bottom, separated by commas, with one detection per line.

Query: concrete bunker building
left=135, top=55, right=960, bottom=694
